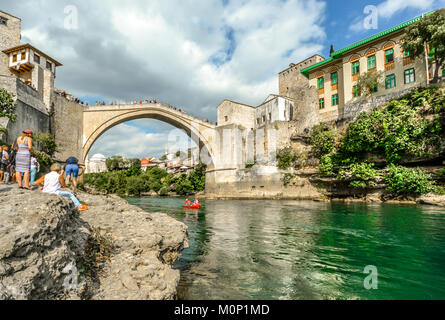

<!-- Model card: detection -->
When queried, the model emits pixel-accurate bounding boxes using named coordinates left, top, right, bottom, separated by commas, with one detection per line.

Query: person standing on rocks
left=15, top=130, right=33, bottom=190
left=30, top=154, right=39, bottom=184
left=34, top=163, right=88, bottom=211
left=64, top=156, right=84, bottom=194
left=0, top=145, right=9, bottom=183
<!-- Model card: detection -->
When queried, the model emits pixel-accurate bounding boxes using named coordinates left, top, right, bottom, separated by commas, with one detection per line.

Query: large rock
left=0, top=185, right=90, bottom=299
left=0, top=184, right=189, bottom=300
left=75, top=192, right=189, bottom=300
left=418, top=193, right=445, bottom=207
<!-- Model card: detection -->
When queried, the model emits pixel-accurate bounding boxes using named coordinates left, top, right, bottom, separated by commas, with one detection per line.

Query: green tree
left=402, top=9, right=445, bottom=81
left=0, top=88, right=17, bottom=122
left=33, top=132, right=58, bottom=156
left=357, top=71, right=384, bottom=97
left=310, top=123, right=337, bottom=159
left=106, top=156, right=125, bottom=171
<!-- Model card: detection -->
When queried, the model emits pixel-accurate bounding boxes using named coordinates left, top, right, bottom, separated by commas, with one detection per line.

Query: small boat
left=182, top=204, right=201, bottom=209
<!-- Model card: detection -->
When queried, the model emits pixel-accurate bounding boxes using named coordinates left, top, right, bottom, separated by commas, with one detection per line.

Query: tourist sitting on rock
left=0, top=145, right=9, bottom=183
left=34, top=163, right=88, bottom=211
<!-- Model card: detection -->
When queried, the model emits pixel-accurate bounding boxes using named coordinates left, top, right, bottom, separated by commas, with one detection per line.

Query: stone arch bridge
left=82, top=103, right=218, bottom=168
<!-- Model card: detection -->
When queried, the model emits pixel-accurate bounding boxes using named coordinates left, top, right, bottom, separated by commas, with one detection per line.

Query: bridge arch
left=82, top=104, right=216, bottom=168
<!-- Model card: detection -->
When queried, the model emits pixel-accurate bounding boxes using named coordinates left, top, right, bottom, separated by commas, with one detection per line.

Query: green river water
left=126, top=197, right=445, bottom=300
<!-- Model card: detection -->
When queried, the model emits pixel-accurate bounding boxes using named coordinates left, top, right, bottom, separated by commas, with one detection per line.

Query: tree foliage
left=402, top=9, right=445, bottom=80
left=83, top=163, right=206, bottom=196
left=339, top=86, right=444, bottom=163
left=0, top=88, right=17, bottom=122
left=384, top=165, right=434, bottom=195
left=357, top=71, right=384, bottom=97
left=338, top=162, right=379, bottom=189
left=33, top=132, right=58, bottom=156
left=310, top=123, right=337, bottom=159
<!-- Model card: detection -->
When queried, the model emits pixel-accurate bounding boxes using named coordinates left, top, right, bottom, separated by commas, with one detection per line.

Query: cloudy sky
left=1, top=0, right=444, bottom=159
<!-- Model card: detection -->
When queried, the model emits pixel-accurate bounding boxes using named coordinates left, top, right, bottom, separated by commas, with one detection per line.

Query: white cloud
left=89, top=120, right=196, bottom=159
left=377, top=0, right=436, bottom=19
left=1, top=0, right=327, bottom=158
left=349, top=0, right=440, bottom=33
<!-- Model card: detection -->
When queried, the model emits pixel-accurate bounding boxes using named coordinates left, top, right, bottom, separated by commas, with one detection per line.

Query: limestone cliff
left=0, top=184, right=188, bottom=300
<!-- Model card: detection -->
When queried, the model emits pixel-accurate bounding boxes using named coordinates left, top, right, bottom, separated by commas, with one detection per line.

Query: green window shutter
left=386, top=74, right=395, bottom=89
left=331, top=72, right=338, bottom=84
left=368, top=55, right=376, bottom=69
left=319, top=98, right=324, bottom=109
left=318, top=77, right=324, bottom=89
left=332, top=94, right=339, bottom=106
left=385, top=49, right=394, bottom=63
left=353, top=85, right=360, bottom=98
left=352, top=61, right=360, bottom=75
left=404, top=68, right=415, bottom=84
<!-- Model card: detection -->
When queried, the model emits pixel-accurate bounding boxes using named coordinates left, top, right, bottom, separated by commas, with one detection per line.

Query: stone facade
left=278, top=54, right=324, bottom=97
left=0, top=75, right=49, bottom=143
left=52, top=93, right=84, bottom=162
left=0, top=11, right=21, bottom=78
left=217, top=100, right=256, bottom=129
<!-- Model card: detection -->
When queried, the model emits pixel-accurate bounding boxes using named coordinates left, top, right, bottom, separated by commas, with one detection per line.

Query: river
left=126, top=197, right=445, bottom=300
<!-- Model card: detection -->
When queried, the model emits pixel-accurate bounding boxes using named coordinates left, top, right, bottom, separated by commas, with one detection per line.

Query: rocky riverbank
left=205, top=167, right=445, bottom=206
left=0, top=184, right=188, bottom=300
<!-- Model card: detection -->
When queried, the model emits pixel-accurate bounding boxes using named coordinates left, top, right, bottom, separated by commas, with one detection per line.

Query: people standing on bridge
left=34, top=163, right=88, bottom=211
left=15, top=130, right=33, bottom=190
left=0, top=145, right=9, bottom=183
left=65, top=156, right=84, bottom=194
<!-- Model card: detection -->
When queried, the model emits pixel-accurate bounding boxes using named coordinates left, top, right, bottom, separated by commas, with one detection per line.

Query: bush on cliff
left=338, top=162, right=379, bottom=189
left=339, top=86, right=444, bottom=164
left=384, top=165, right=434, bottom=196
left=310, top=123, right=337, bottom=159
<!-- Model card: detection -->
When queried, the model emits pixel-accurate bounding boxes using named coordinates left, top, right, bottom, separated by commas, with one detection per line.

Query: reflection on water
left=127, top=197, right=445, bottom=300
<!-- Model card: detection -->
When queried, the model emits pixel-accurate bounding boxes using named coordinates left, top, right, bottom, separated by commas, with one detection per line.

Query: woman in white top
left=34, top=163, right=88, bottom=211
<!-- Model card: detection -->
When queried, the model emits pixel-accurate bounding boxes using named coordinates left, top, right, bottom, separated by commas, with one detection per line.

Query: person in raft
left=34, top=163, right=88, bottom=211
left=193, top=198, right=200, bottom=205
left=184, top=199, right=191, bottom=206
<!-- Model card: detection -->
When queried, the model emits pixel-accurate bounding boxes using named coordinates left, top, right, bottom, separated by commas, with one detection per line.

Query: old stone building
left=0, top=10, right=84, bottom=162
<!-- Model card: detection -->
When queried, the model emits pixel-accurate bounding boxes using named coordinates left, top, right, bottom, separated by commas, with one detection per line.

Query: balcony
left=318, top=88, right=324, bottom=95
left=331, top=83, right=338, bottom=91
left=385, top=61, right=395, bottom=71
left=403, top=56, right=414, bottom=66
left=352, top=73, right=360, bottom=82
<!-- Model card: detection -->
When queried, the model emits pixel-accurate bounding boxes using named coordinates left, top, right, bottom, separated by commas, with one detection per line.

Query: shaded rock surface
left=418, top=193, right=445, bottom=207
left=0, top=184, right=188, bottom=300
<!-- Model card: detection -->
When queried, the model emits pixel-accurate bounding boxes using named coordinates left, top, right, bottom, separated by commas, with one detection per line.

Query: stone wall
left=0, top=75, right=50, bottom=144
left=205, top=166, right=324, bottom=200
left=278, top=54, right=324, bottom=97
left=0, top=11, right=21, bottom=78
left=52, top=93, right=84, bottom=162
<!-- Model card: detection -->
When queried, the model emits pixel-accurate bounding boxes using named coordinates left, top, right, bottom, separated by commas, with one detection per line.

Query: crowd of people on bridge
left=0, top=130, right=88, bottom=211
left=53, top=90, right=219, bottom=125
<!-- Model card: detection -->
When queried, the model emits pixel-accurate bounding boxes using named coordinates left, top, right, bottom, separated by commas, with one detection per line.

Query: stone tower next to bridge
left=0, top=10, right=84, bottom=161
